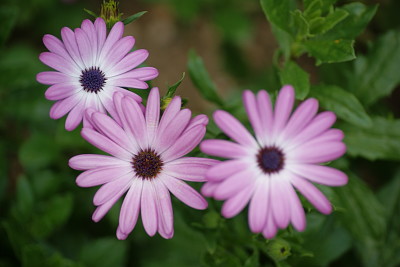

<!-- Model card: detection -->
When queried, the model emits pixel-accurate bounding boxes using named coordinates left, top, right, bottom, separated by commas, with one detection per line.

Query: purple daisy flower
left=69, top=88, right=216, bottom=239
left=37, top=18, right=158, bottom=131
left=200, top=85, right=348, bottom=239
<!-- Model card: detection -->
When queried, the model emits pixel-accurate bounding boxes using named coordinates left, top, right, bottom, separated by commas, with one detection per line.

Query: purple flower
left=200, top=85, right=348, bottom=238
left=69, top=88, right=216, bottom=239
left=37, top=18, right=158, bottom=131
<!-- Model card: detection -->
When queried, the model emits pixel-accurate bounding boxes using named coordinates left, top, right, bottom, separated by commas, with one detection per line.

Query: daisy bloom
left=69, top=88, right=216, bottom=239
left=200, top=85, right=348, bottom=238
left=37, top=18, right=158, bottom=131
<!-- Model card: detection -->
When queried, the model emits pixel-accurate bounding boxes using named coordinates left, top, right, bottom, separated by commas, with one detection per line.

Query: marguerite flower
left=200, top=85, right=348, bottom=238
left=69, top=88, right=216, bottom=239
left=37, top=18, right=158, bottom=131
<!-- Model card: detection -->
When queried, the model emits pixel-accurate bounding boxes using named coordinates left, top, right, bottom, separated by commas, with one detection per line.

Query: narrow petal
left=184, top=114, right=209, bottom=134
left=121, top=96, right=148, bottom=149
left=213, top=110, right=258, bottom=148
left=257, top=90, right=274, bottom=142
left=272, top=85, right=295, bottom=139
left=157, top=96, right=181, bottom=133
left=98, top=21, right=124, bottom=64
left=262, top=209, right=278, bottom=239
left=76, top=165, right=133, bottom=187
left=248, top=178, right=270, bottom=233
left=81, top=128, right=133, bottom=160
left=162, top=125, right=206, bottom=162
left=290, top=175, right=332, bottom=214
left=92, top=186, right=127, bottom=222
left=201, top=182, right=219, bottom=198
left=270, top=175, right=290, bottom=229
left=45, top=82, right=81, bottom=101
left=37, top=71, right=73, bottom=85
left=206, top=159, right=249, bottom=182
left=145, top=88, right=160, bottom=145
left=39, top=52, right=80, bottom=76
left=288, top=164, right=348, bottom=186
left=221, top=184, right=255, bottom=218
left=200, top=140, right=252, bottom=159
left=164, top=157, right=218, bottom=182
left=101, top=36, right=135, bottom=72
left=243, top=90, right=264, bottom=143
left=61, top=27, right=85, bottom=69
left=213, top=168, right=256, bottom=200
left=43, top=34, right=71, bottom=60
left=107, top=78, right=148, bottom=89
left=94, top=18, right=106, bottom=60
left=153, top=180, right=174, bottom=239
left=113, top=87, right=142, bottom=102
left=93, top=174, right=132, bottom=205
left=289, top=142, right=346, bottom=164
left=69, top=154, right=127, bottom=170
left=288, top=128, right=344, bottom=151
left=81, top=19, right=98, bottom=65
left=75, top=28, right=93, bottom=68
left=116, top=226, right=129, bottom=240
left=286, top=183, right=306, bottom=232
left=111, top=67, right=159, bottom=81
left=49, top=93, right=83, bottom=119
left=65, top=97, right=86, bottom=131
left=161, top=174, right=208, bottom=210
left=108, top=49, right=149, bottom=77
left=119, top=178, right=143, bottom=236
left=141, top=179, right=158, bottom=236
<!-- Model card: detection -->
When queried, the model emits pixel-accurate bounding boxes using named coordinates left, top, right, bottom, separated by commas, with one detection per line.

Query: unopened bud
left=100, top=0, right=122, bottom=28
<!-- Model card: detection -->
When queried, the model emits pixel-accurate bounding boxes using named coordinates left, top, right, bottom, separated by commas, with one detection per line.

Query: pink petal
left=37, top=71, right=73, bottom=85
left=69, top=154, right=127, bottom=170
left=221, top=184, right=254, bottom=218
left=43, top=34, right=70, bottom=60
left=75, top=28, right=93, bottom=68
left=45, top=82, right=80, bottom=101
left=161, top=174, right=208, bottom=210
left=289, top=164, right=348, bottom=186
left=98, top=91, right=122, bottom=126
left=262, top=209, right=278, bottom=239
left=155, top=109, right=191, bottom=153
left=145, top=88, right=160, bottom=144
left=213, top=110, right=258, bottom=148
left=289, top=142, right=346, bottom=164
left=270, top=176, right=290, bottom=229
left=92, top=187, right=127, bottom=222
left=158, top=96, right=181, bottom=131
left=49, top=93, right=83, bottom=119
left=200, top=140, right=251, bottom=159
left=93, top=174, right=132, bottom=205
left=164, top=157, right=218, bottom=182
left=102, top=36, right=135, bottom=72
left=81, top=128, right=132, bottom=160
left=81, top=19, right=98, bottom=64
left=39, top=52, right=79, bottom=76
left=205, top=159, right=249, bottom=182
left=113, top=87, right=142, bottom=102
left=76, top=165, right=133, bottom=187
left=248, top=178, right=270, bottom=233
left=91, top=112, right=137, bottom=153
left=184, top=114, right=209, bottom=134
left=213, top=168, right=256, bottom=200
left=243, top=90, right=264, bottom=143
left=161, top=125, right=206, bottom=162
left=119, top=178, right=143, bottom=236
left=153, top=180, right=174, bottom=239
left=108, top=49, right=149, bottom=77
left=107, top=78, right=148, bottom=89
left=112, top=67, right=159, bottom=81
left=201, top=182, right=219, bottom=197
left=116, top=226, right=129, bottom=240
left=286, top=183, right=306, bottom=232
left=272, top=85, right=295, bottom=139
left=121, top=96, right=148, bottom=149
left=141, top=179, right=158, bottom=236
left=94, top=18, right=106, bottom=59
left=61, top=27, right=85, bottom=69
left=98, top=21, right=124, bottom=64
left=257, top=90, right=274, bottom=142
left=65, top=97, right=86, bottom=131
left=281, top=98, right=319, bottom=140
left=290, top=174, right=332, bottom=214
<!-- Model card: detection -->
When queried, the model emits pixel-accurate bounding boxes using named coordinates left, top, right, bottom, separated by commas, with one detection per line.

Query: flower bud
left=100, top=0, right=122, bottom=28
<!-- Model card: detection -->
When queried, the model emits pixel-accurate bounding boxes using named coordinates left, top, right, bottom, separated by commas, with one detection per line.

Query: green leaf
left=324, top=3, right=378, bottom=39
left=350, top=30, right=400, bottom=106
left=122, top=11, right=147, bottom=25
left=0, top=2, right=18, bottom=45
left=83, top=8, right=97, bottom=18
left=310, top=9, right=349, bottom=35
left=310, top=85, right=372, bottom=128
left=304, top=38, right=355, bottom=64
left=279, top=61, right=310, bottom=100
left=290, top=10, right=309, bottom=38
left=30, top=194, right=74, bottom=239
left=260, top=0, right=294, bottom=33
left=79, top=238, right=127, bottom=267
left=165, top=72, right=185, bottom=98
left=187, top=50, right=225, bottom=107
left=15, top=176, right=34, bottom=220
left=342, top=117, right=400, bottom=161
left=334, top=174, right=386, bottom=267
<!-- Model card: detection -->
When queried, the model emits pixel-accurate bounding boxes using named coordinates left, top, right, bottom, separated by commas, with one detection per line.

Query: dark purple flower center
left=80, top=67, right=106, bottom=93
left=257, top=147, right=285, bottom=174
left=132, top=149, right=163, bottom=179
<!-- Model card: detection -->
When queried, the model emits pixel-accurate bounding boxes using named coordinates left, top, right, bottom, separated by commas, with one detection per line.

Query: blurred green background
left=1, top=0, right=400, bottom=266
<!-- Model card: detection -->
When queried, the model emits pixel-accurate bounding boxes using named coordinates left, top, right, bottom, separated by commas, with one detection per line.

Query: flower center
left=257, top=147, right=285, bottom=174
left=132, top=149, right=163, bottom=179
left=79, top=67, right=106, bottom=93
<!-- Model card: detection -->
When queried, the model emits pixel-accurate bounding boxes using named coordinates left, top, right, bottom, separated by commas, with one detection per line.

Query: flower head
left=37, top=18, right=158, bottom=131
left=69, top=88, right=216, bottom=239
left=200, top=85, right=348, bottom=238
